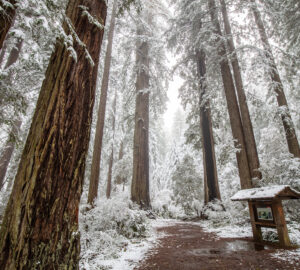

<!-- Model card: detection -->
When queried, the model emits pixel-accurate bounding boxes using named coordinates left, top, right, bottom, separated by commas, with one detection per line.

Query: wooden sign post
left=232, top=186, right=300, bottom=247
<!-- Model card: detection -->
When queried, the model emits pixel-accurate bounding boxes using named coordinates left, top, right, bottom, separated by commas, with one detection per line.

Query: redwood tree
left=220, top=0, right=261, bottom=180
left=208, top=0, right=252, bottom=189
left=0, top=0, right=107, bottom=269
left=88, top=0, right=117, bottom=204
left=197, top=50, right=221, bottom=203
left=0, top=0, right=17, bottom=50
left=249, top=0, right=300, bottom=158
left=131, top=19, right=151, bottom=208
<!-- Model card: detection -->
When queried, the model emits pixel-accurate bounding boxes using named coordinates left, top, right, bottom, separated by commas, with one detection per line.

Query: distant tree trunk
left=4, top=37, right=22, bottom=69
left=115, top=140, right=125, bottom=185
left=0, top=38, right=23, bottom=190
left=106, top=91, right=117, bottom=199
left=0, top=0, right=107, bottom=269
left=0, top=41, right=7, bottom=66
left=249, top=0, right=300, bottom=158
left=196, top=50, right=221, bottom=203
left=208, top=0, right=252, bottom=189
left=0, top=0, right=17, bottom=50
left=131, top=19, right=151, bottom=209
left=220, top=0, right=261, bottom=181
left=0, top=119, right=21, bottom=190
left=88, top=0, right=117, bottom=204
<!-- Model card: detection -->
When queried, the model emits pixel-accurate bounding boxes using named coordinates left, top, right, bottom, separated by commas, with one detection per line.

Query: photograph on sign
left=257, top=207, right=273, bottom=221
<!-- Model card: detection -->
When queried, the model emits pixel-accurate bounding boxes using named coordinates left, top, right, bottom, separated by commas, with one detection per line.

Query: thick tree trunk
left=88, top=0, right=117, bottom=204
left=196, top=50, right=221, bottom=203
left=131, top=22, right=150, bottom=209
left=220, top=0, right=261, bottom=180
left=106, top=92, right=117, bottom=199
left=249, top=0, right=300, bottom=158
left=0, top=38, right=23, bottom=190
left=208, top=0, right=252, bottom=189
left=0, top=119, right=21, bottom=190
left=0, top=0, right=17, bottom=51
left=0, top=0, right=107, bottom=269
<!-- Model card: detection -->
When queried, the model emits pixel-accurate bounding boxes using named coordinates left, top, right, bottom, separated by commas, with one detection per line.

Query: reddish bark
left=0, top=0, right=107, bottom=268
left=208, top=0, right=252, bottom=189
left=220, top=0, right=262, bottom=181
left=88, top=0, right=117, bottom=204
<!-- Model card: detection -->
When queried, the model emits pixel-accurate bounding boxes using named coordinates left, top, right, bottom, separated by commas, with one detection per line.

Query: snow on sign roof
left=231, top=185, right=300, bottom=201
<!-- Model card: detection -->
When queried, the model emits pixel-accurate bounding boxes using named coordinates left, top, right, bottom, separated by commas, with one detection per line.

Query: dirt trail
left=134, top=221, right=300, bottom=270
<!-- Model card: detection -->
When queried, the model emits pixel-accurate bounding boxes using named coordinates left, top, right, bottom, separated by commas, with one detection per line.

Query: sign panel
left=257, top=206, right=273, bottom=221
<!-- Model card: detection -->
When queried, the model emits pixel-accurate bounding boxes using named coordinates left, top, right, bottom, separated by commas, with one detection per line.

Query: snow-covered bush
left=79, top=194, right=150, bottom=269
left=151, top=188, right=185, bottom=219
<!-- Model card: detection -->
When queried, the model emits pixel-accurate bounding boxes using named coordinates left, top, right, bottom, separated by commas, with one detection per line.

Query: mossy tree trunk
left=0, top=0, right=17, bottom=50
left=131, top=21, right=151, bottom=209
left=0, top=0, right=107, bottom=269
left=208, top=0, right=252, bottom=189
left=88, top=0, right=117, bottom=204
left=220, top=0, right=262, bottom=181
left=249, top=0, right=300, bottom=158
left=196, top=50, right=221, bottom=204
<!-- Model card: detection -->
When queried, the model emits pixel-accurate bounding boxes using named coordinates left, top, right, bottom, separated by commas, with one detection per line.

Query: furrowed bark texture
left=0, top=0, right=17, bottom=50
left=88, top=0, right=117, bottom=204
left=220, top=0, right=261, bottom=180
left=208, top=0, right=252, bottom=189
left=0, top=0, right=107, bottom=269
left=196, top=50, right=221, bottom=204
left=0, top=39, right=23, bottom=190
left=131, top=24, right=150, bottom=209
left=249, top=0, right=300, bottom=158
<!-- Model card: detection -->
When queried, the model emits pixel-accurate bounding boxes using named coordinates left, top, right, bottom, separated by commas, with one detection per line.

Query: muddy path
left=134, top=221, right=299, bottom=270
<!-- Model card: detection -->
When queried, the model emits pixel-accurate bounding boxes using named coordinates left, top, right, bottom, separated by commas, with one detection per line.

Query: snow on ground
left=272, top=249, right=300, bottom=267
left=196, top=220, right=252, bottom=239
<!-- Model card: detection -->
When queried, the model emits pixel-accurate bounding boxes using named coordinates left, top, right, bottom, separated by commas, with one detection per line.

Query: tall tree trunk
left=208, top=0, right=252, bottom=189
left=115, top=140, right=125, bottom=185
left=0, top=0, right=17, bottom=50
left=88, top=0, right=117, bottom=204
left=106, top=91, right=117, bottom=199
left=249, top=0, right=300, bottom=158
left=196, top=50, right=221, bottom=203
left=0, top=38, right=23, bottom=190
left=0, top=119, right=21, bottom=190
left=0, top=0, right=107, bottom=269
left=220, top=0, right=261, bottom=180
left=131, top=20, right=150, bottom=209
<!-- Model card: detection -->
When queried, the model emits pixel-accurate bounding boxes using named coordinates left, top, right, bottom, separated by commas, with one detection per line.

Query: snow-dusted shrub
left=151, top=188, right=185, bottom=219
left=79, top=194, right=150, bottom=269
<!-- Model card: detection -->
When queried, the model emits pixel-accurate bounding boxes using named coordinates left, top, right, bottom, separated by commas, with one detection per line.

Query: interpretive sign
left=231, top=185, right=300, bottom=247
left=257, top=206, right=273, bottom=221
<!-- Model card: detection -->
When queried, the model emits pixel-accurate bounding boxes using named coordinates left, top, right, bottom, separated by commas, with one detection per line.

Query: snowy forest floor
left=131, top=219, right=300, bottom=270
